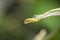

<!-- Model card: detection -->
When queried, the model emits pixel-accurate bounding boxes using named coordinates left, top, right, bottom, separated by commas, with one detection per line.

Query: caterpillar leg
left=33, top=29, right=57, bottom=40
left=33, top=29, right=47, bottom=40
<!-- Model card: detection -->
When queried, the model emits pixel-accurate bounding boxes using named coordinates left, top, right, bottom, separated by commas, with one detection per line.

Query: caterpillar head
left=24, top=18, right=39, bottom=24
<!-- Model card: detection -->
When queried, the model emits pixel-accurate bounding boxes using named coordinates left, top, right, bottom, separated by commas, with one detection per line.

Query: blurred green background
left=1, top=0, right=60, bottom=40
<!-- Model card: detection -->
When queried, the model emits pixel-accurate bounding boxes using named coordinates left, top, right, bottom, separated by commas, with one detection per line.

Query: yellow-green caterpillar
left=24, top=8, right=60, bottom=24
